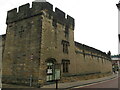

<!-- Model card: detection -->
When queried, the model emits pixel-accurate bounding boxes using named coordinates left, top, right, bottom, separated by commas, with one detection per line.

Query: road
left=73, top=76, right=119, bottom=89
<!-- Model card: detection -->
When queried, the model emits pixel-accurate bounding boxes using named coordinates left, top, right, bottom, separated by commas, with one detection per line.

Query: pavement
left=41, top=74, right=118, bottom=89
left=2, top=74, right=118, bottom=89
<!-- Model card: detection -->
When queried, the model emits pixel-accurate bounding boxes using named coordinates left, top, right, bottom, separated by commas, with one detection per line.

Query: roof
left=74, top=41, right=110, bottom=58
left=111, top=55, right=120, bottom=58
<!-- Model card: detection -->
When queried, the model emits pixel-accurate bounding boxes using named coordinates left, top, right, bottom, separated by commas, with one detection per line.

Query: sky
left=0, top=0, right=119, bottom=55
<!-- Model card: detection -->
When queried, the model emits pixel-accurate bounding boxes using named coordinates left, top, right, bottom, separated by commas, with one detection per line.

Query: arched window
left=46, top=58, right=56, bottom=82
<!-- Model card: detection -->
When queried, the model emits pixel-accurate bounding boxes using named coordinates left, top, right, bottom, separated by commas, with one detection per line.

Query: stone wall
left=74, top=42, right=112, bottom=75
left=60, top=72, right=111, bottom=83
left=0, top=35, right=2, bottom=88
left=2, top=1, right=112, bottom=87
left=39, top=8, right=75, bottom=84
left=38, top=5, right=112, bottom=84
left=2, top=5, right=43, bottom=86
left=0, top=34, right=5, bottom=88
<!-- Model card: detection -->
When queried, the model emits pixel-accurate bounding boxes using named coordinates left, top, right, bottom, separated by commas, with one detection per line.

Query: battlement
left=117, top=3, right=120, bottom=10
left=6, top=1, right=74, bottom=29
left=75, top=41, right=111, bottom=59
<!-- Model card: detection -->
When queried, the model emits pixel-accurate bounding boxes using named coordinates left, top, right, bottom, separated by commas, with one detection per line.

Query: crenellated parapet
left=75, top=41, right=111, bottom=60
left=6, top=2, right=53, bottom=24
left=116, top=2, right=120, bottom=10
left=6, top=2, right=74, bottom=29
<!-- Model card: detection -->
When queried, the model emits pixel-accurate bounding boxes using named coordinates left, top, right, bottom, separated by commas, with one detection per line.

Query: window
left=47, top=62, right=54, bottom=75
left=19, top=26, right=24, bottom=38
left=52, top=19, right=57, bottom=27
left=61, top=40, right=69, bottom=54
left=65, top=25, right=69, bottom=38
left=63, top=43, right=68, bottom=53
left=63, top=62, right=68, bottom=72
left=62, top=60, right=70, bottom=73
left=46, top=58, right=56, bottom=82
left=46, top=62, right=54, bottom=81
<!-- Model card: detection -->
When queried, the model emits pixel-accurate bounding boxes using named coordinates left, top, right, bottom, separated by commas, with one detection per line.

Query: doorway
left=46, top=58, right=56, bottom=82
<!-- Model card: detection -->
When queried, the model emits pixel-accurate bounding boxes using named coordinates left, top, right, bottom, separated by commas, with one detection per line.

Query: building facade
left=111, top=55, right=120, bottom=72
left=1, top=1, right=112, bottom=87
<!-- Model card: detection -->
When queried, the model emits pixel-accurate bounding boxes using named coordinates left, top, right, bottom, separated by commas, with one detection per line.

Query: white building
left=111, top=55, right=120, bottom=71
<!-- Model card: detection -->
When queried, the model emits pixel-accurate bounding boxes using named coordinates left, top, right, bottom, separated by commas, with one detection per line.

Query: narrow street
left=73, top=75, right=119, bottom=89
left=1, top=74, right=119, bottom=89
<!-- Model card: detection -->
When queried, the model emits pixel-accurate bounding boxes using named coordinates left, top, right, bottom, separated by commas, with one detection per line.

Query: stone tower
left=2, top=1, right=75, bottom=86
left=2, top=1, right=112, bottom=87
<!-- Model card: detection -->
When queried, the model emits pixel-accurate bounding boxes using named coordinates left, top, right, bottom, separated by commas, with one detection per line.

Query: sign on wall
left=55, top=69, right=60, bottom=80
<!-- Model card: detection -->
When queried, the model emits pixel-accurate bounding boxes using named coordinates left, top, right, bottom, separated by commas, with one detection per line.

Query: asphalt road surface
left=74, top=76, right=119, bottom=88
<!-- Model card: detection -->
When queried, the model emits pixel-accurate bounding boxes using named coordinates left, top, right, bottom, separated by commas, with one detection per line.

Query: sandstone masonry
left=1, top=1, right=112, bottom=87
